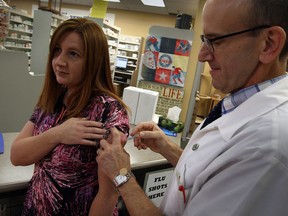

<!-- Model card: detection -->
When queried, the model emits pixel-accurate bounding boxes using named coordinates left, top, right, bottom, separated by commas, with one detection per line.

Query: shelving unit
left=102, top=21, right=121, bottom=79
left=4, top=9, right=33, bottom=58
left=114, top=35, right=143, bottom=87
left=30, top=10, right=67, bottom=75
left=50, top=13, right=67, bottom=36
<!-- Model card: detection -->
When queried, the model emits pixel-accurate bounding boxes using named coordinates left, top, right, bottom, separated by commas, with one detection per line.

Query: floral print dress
left=21, top=94, right=129, bottom=216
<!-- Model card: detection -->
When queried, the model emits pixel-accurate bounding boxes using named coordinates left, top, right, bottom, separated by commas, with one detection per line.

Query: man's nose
left=198, top=44, right=214, bottom=62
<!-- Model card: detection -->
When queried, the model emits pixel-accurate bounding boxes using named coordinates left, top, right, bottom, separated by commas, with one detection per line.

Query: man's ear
left=259, top=26, right=286, bottom=64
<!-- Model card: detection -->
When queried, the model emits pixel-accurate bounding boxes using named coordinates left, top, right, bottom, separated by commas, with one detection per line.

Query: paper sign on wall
left=141, top=35, right=192, bottom=87
left=90, top=0, right=108, bottom=18
left=143, top=168, right=174, bottom=207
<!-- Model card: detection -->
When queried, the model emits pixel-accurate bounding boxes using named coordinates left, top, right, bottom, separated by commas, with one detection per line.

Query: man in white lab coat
left=93, top=0, right=288, bottom=215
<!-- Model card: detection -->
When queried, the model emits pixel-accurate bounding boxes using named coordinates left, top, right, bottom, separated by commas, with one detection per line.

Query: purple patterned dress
left=21, top=94, right=130, bottom=216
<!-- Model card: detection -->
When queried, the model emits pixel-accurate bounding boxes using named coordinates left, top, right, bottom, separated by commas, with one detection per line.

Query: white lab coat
left=160, top=76, right=288, bottom=216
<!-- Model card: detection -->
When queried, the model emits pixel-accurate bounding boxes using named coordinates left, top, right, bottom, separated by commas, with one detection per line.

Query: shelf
left=127, top=64, right=137, bottom=68
left=4, top=9, right=33, bottom=54
left=117, top=55, right=138, bottom=60
left=105, top=34, right=118, bottom=39
left=3, top=45, right=31, bottom=50
left=10, top=19, right=33, bottom=27
left=114, top=35, right=143, bottom=89
left=114, top=80, right=130, bottom=85
left=101, top=21, right=121, bottom=80
left=103, top=21, right=120, bottom=32
left=8, top=28, right=32, bottom=35
left=115, top=70, right=133, bottom=76
left=118, top=47, right=139, bottom=53
left=108, top=43, right=117, bottom=48
left=6, top=37, right=32, bottom=42
left=119, top=40, right=140, bottom=45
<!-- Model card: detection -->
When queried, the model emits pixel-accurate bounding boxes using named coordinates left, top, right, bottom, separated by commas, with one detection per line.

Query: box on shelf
left=122, top=86, right=159, bottom=125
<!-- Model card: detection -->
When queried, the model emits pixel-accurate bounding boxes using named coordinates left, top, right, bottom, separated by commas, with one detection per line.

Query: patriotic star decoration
left=159, top=72, right=168, bottom=80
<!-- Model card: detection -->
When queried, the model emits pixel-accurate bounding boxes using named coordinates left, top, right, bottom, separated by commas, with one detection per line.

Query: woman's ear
left=259, top=26, right=286, bottom=64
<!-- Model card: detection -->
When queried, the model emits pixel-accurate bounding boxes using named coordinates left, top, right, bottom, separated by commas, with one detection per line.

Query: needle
left=127, top=135, right=136, bottom=140
left=127, top=134, right=140, bottom=140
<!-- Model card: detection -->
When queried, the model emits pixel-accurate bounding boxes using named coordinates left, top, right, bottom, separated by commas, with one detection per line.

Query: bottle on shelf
left=102, top=20, right=121, bottom=79
left=0, top=0, right=12, bottom=49
left=4, top=8, right=33, bottom=54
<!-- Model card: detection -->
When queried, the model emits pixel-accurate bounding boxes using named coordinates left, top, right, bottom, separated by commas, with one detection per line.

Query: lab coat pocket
left=176, top=164, right=193, bottom=211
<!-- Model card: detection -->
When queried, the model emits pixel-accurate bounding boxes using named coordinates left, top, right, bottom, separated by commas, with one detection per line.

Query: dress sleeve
left=29, top=107, right=41, bottom=124
left=102, top=100, right=130, bottom=137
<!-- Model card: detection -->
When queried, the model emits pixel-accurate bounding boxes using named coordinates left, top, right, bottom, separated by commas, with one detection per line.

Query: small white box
left=135, top=89, right=159, bottom=124
left=122, top=87, right=159, bottom=125
left=122, top=86, right=142, bottom=124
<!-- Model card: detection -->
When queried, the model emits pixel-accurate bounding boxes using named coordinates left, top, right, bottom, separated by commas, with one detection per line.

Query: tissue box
left=158, top=116, right=184, bottom=133
left=122, top=87, right=159, bottom=125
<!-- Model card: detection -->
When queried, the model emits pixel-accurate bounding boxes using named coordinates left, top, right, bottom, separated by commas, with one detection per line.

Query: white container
left=123, top=86, right=142, bottom=124
left=122, top=86, right=159, bottom=125
left=135, top=89, right=159, bottom=124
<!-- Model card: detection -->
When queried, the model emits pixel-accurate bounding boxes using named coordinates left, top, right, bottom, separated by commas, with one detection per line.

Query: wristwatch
left=113, top=168, right=134, bottom=189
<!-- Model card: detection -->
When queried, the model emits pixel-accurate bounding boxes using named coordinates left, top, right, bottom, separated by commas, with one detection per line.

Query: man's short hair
left=246, top=0, right=288, bottom=59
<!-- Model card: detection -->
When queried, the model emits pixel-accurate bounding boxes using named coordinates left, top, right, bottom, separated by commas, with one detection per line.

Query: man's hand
left=131, top=121, right=169, bottom=154
left=96, top=127, right=131, bottom=180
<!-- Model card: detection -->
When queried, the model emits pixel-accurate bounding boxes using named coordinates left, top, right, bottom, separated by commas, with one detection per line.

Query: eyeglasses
left=200, top=25, right=271, bottom=52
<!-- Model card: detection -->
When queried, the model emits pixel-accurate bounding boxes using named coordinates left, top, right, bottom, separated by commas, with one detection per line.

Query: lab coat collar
left=218, top=76, right=288, bottom=141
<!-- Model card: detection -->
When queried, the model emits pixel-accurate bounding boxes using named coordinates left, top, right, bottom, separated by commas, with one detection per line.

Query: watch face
left=115, top=175, right=127, bottom=185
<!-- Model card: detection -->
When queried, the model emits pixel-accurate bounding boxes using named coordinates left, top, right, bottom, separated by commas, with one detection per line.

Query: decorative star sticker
left=159, top=71, right=168, bottom=80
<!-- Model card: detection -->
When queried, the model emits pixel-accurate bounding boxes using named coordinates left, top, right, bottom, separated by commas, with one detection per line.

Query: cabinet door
left=30, top=10, right=52, bottom=75
left=30, top=10, right=66, bottom=75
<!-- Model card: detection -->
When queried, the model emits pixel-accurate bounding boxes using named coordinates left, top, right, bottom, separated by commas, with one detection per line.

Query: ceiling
left=61, top=0, right=200, bottom=18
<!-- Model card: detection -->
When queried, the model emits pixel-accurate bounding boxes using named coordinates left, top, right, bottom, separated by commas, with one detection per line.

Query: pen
left=178, top=185, right=186, bottom=204
left=177, top=165, right=187, bottom=205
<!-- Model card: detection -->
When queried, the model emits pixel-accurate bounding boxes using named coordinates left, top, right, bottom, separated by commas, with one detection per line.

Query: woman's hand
left=55, top=118, right=110, bottom=146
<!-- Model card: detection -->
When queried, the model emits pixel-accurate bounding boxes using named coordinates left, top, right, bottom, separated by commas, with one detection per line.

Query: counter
left=0, top=132, right=181, bottom=193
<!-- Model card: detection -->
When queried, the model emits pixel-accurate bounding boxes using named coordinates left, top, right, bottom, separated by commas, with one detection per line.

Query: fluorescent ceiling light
left=141, top=0, right=165, bottom=7
left=103, top=0, right=120, bottom=2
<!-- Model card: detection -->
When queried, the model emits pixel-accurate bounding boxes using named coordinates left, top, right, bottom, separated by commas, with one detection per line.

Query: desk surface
left=0, top=132, right=180, bottom=193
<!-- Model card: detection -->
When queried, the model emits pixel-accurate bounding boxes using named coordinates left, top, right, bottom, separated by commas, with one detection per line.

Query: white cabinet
left=102, top=21, right=120, bottom=79
left=114, top=35, right=143, bottom=86
left=30, top=10, right=66, bottom=75
left=4, top=9, right=33, bottom=57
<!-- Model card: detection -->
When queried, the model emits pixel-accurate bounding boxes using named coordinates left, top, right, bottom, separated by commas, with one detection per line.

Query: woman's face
left=52, top=31, right=85, bottom=93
